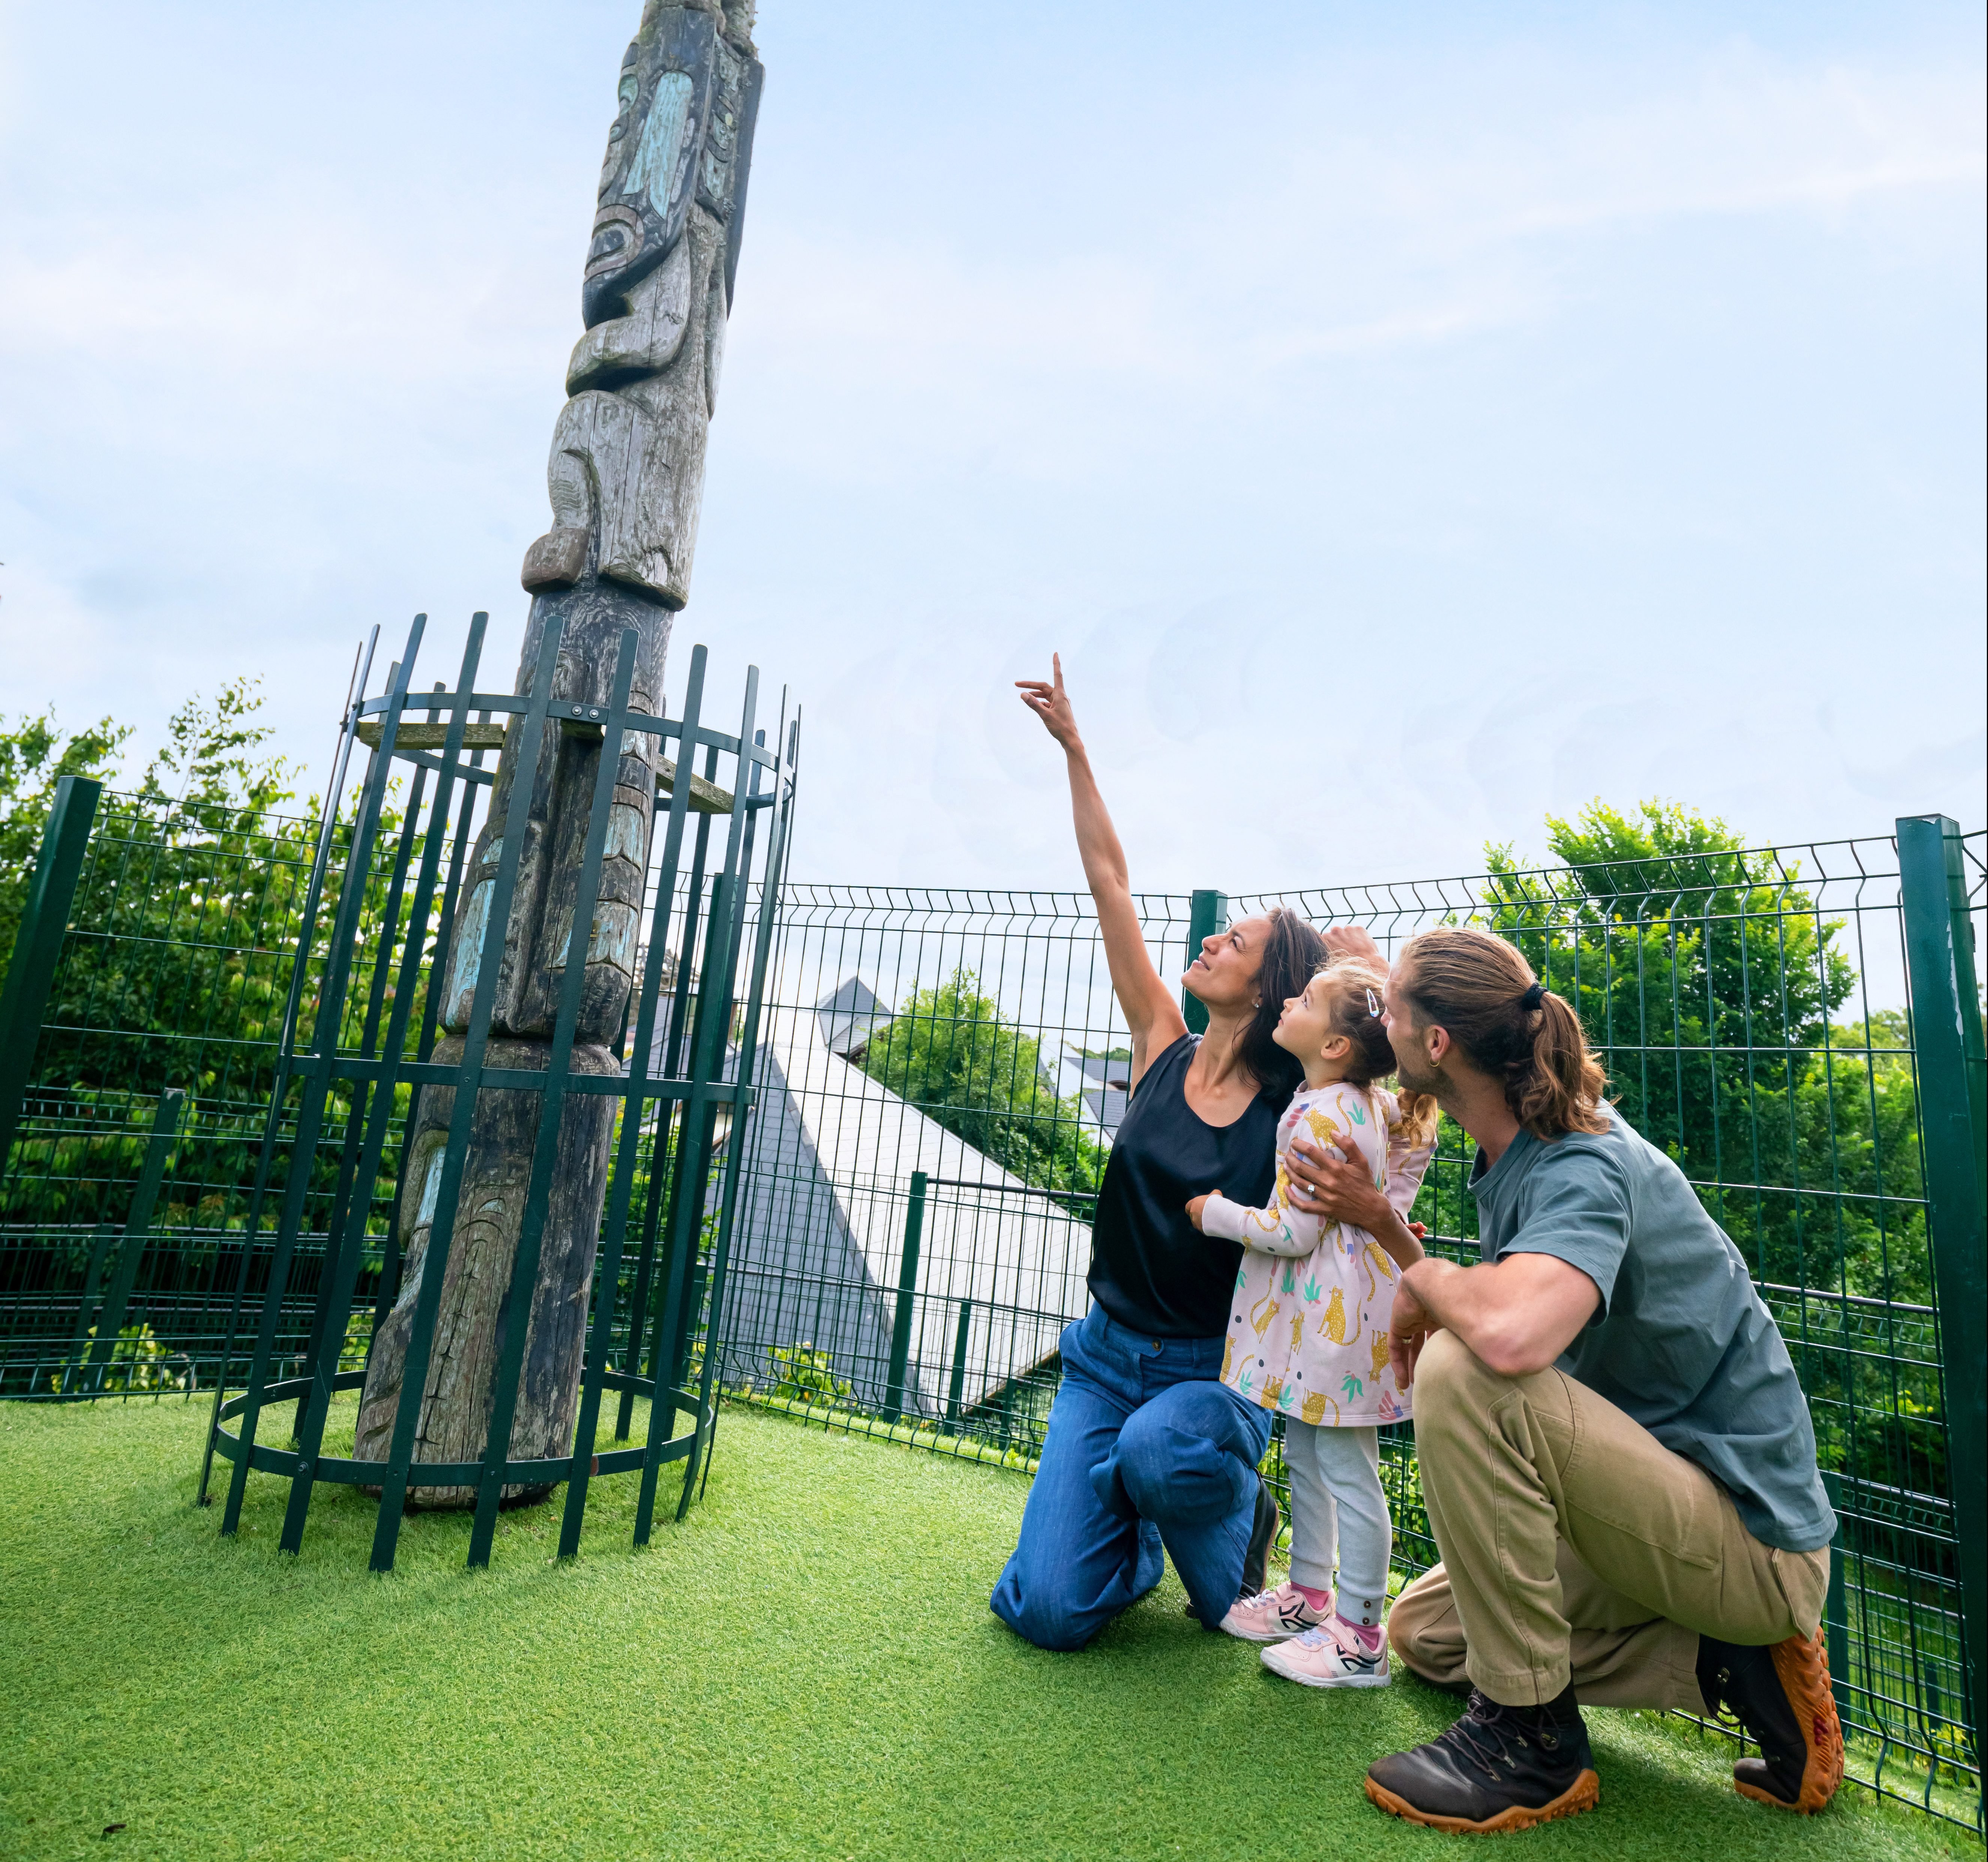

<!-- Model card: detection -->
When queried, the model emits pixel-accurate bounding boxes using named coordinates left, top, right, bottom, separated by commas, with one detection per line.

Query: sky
left=1, top=0, right=1982, bottom=901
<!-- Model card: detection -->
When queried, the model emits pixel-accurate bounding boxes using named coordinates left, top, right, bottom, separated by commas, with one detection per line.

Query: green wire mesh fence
left=707, top=828, right=1983, bottom=1828
left=0, top=793, right=1979, bottom=1819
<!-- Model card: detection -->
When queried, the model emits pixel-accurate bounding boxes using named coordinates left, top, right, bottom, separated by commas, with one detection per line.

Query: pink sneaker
left=1261, top=1614, right=1391, bottom=1687
left=1218, top=1583, right=1331, bottom=1642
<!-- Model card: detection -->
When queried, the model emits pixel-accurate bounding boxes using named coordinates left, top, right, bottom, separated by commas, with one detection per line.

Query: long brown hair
left=1235, top=909, right=1328, bottom=1098
left=1313, top=956, right=1440, bottom=1145
left=1395, top=927, right=1608, bottom=1139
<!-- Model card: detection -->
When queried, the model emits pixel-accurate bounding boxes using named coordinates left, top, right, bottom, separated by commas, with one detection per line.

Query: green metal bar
left=82, top=1090, right=185, bottom=1393
left=564, top=659, right=712, bottom=1547
left=373, top=730, right=487, bottom=1339
left=1897, top=813, right=1987, bottom=1757
left=465, top=625, right=640, bottom=1569
left=881, top=1171, right=928, bottom=1424
left=617, top=657, right=710, bottom=1443
left=366, top=620, right=562, bottom=1572
left=1183, top=889, right=1226, bottom=1036
left=683, top=708, right=787, bottom=1516
left=637, top=671, right=761, bottom=1541
left=1821, top=1469, right=1850, bottom=1721
left=0, top=775, right=102, bottom=1170
left=198, top=627, right=378, bottom=1503
left=223, top=632, right=424, bottom=1539
left=295, top=762, right=429, bottom=1420
left=58, top=1224, right=115, bottom=1397
left=281, top=617, right=488, bottom=1554
left=946, top=1297, right=972, bottom=1427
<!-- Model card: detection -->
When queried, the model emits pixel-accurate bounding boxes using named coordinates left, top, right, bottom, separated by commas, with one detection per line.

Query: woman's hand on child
left=1015, top=654, right=1083, bottom=753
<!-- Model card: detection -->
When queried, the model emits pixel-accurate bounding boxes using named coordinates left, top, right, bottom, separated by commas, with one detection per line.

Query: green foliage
left=766, top=1340, right=853, bottom=1406
left=858, top=969, right=1108, bottom=1198
left=1428, top=799, right=1945, bottom=1505
left=0, top=705, right=129, bottom=962
left=2, top=682, right=428, bottom=1290
left=47, top=1320, right=189, bottom=1394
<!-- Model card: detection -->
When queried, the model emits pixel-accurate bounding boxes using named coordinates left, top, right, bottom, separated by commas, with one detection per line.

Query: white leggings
left=1283, top=1421, right=1391, bottom=1624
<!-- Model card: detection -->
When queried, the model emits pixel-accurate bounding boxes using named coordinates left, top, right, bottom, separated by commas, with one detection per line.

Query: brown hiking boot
left=1697, top=1626, right=1844, bottom=1813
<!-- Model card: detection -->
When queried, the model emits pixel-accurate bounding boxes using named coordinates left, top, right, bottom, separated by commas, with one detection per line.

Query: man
left=1285, top=924, right=1842, bottom=1834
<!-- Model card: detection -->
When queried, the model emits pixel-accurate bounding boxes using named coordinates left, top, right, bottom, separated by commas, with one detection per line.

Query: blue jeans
left=990, top=1306, right=1272, bottom=1651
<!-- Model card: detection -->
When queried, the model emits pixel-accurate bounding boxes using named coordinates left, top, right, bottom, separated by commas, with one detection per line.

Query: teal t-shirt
left=1467, top=1106, right=1835, bottom=1553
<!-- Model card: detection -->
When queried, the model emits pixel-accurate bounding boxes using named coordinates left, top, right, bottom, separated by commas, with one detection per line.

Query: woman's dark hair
left=1235, top=908, right=1328, bottom=1096
left=1396, top=927, right=1609, bottom=1138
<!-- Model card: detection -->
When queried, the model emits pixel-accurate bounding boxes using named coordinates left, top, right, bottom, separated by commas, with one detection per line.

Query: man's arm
left=1387, top=1252, right=1600, bottom=1387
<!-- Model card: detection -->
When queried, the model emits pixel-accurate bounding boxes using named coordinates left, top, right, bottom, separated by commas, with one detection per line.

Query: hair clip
left=1365, top=987, right=1383, bottom=1018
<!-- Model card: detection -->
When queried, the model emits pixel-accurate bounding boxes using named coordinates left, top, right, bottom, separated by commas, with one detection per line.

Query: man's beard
left=1393, top=1044, right=1444, bottom=1097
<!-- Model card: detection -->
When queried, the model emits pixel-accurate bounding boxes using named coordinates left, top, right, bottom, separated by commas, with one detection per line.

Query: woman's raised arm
left=1017, top=656, right=1187, bottom=1086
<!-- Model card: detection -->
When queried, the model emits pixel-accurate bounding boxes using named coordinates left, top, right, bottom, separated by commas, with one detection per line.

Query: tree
left=857, top=969, right=1108, bottom=1200
left=1, top=682, right=420, bottom=1252
left=0, top=707, right=128, bottom=962
left=1413, top=800, right=1942, bottom=1506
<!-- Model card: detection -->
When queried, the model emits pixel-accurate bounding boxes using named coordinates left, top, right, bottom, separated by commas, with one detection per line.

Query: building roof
left=709, top=998, right=1093, bottom=1420
left=814, top=975, right=892, bottom=1059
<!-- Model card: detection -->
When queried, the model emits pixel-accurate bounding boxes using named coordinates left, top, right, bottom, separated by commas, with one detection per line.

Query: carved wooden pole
left=357, top=0, right=762, bottom=1502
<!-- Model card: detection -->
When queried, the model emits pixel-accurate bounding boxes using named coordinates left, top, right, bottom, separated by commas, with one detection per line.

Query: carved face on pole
left=583, top=15, right=720, bottom=330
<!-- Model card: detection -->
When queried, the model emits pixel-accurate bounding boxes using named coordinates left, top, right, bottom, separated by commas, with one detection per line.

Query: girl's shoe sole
left=1260, top=1653, right=1391, bottom=1688
left=1223, top=1622, right=1322, bottom=1643
left=1364, top=1768, right=1600, bottom=1833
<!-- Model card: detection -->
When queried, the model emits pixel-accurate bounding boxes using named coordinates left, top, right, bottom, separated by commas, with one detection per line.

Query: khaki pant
left=1391, top=1330, right=1830, bottom=1711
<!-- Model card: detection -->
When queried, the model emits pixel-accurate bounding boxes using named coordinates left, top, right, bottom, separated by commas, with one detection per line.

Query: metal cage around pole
left=198, top=611, right=799, bottom=1570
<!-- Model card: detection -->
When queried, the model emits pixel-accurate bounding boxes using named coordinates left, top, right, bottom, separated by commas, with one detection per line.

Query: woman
left=991, top=656, right=1328, bottom=1651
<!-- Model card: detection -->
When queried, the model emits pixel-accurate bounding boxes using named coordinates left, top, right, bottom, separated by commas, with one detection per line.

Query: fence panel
left=703, top=834, right=1981, bottom=1826
left=2, top=801, right=1979, bottom=1825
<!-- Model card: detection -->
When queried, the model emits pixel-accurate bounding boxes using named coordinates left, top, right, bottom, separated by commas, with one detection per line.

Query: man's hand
left=1388, top=1276, right=1439, bottom=1388
left=1390, top=1252, right=1602, bottom=1384
left=1285, top=1134, right=1388, bottom=1228
left=1321, top=925, right=1385, bottom=969
left=1015, top=654, right=1083, bottom=754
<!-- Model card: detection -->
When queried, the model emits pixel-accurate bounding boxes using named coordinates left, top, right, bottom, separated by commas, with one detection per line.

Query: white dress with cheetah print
left=1203, top=1081, right=1432, bottom=1427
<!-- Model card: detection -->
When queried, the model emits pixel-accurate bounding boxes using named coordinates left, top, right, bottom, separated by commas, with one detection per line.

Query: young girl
left=1187, top=958, right=1436, bottom=1687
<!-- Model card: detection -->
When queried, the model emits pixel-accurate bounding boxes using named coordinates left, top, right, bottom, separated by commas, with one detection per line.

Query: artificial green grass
left=0, top=1397, right=1977, bottom=1862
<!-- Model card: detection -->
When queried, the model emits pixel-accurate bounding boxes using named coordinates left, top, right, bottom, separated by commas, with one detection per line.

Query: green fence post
left=1183, top=889, right=1227, bottom=1036
left=945, top=1297, right=973, bottom=1428
left=1820, top=1469, right=1851, bottom=1724
left=82, top=1089, right=185, bottom=1394
left=1897, top=812, right=1987, bottom=1757
left=58, top=1224, right=115, bottom=1397
left=0, top=775, right=101, bottom=1170
left=882, top=1172, right=927, bottom=1424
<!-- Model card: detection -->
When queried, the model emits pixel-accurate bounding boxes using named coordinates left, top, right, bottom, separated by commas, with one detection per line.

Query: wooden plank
left=659, top=756, right=733, bottom=815
left=354, top=721, right=729, bottom=811
left=355, top=721, right=508, bottom=751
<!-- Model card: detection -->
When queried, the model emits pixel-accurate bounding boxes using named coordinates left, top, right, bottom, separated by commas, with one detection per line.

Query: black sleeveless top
left=1087, top=1033, right=1286, bottom=1338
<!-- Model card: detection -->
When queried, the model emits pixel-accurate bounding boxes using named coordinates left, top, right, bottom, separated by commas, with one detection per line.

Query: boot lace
left=1447, top=1692, right=1562, bottom=1782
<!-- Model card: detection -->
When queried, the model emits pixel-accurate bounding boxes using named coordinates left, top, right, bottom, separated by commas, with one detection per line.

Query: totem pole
left=355, top=0, right=763, bottom=1501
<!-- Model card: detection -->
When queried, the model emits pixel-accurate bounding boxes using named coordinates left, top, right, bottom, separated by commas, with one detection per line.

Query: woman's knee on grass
left=991, top=1563, right=1106, bottom=1653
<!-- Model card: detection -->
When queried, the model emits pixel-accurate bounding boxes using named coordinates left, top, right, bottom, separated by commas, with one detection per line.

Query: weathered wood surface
left=355, top=1039, right=618, bottom=1505
left=355, top=0, right=762, bottom=1508
left=354, top=721, right=508, bottom=751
